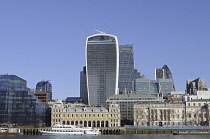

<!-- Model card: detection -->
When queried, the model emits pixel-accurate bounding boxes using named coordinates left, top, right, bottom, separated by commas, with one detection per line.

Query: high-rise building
left=36, top=80, right=52, bottom=100
left=118, top=45, right=135, bottom=94
left=0, top=74, right=46, bottom=126
left=86, top=33, right=119, bottom=106
left=80, top=66, right=88, bottom=104
left=134, top=65, right=175, bottom=98
left=155, top=65, right=175, bottom=98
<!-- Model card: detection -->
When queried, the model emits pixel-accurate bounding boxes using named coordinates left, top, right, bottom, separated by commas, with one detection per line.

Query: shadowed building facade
left=86, top=33, right=119, bottom=106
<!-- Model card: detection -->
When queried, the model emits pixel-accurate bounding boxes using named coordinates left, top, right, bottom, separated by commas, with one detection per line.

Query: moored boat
left=40, top=124, right=101, bottom=136
left=0, top=128, right=22, bottom=135
left=173, top=131, right=210, bottom=135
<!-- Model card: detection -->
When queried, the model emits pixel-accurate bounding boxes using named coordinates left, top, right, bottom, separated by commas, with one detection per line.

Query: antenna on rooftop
left=94, top=29, right=106, bottom=34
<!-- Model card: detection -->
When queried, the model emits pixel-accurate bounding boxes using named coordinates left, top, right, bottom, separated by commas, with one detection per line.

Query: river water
left=1, top=134, right=210, bottom=139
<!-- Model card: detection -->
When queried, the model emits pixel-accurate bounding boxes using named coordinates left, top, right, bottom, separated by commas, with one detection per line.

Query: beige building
left=134, top=99, right=210, bottom=126
left=51, top=100, right=120, bottom=127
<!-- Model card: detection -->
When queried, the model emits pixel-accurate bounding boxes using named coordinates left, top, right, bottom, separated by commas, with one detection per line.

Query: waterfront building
left=106, top=94, right=163, bottom=125
left=118, top=45, right=135, bottom=94
left=36, top=80, right=52, bottom=100
left=0, top=74, right=46, bottom=126
left=86, top=33, right=119, bottom=106
left=134, top=99, right=210, bottom=126
left=51, top=100, right=120, bottom=127
left=134, top=102, right=185, bottom=126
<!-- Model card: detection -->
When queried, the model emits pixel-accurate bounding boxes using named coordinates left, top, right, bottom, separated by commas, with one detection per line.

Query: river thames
left=1, top=134, right=210, bottom=139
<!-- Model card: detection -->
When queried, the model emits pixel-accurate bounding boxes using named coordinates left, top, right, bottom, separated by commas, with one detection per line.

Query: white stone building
left=134, top=99, right=210, bottom=126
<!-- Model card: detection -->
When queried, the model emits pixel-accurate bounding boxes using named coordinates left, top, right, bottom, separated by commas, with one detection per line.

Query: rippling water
left=1, top=134, right=210, bottom=139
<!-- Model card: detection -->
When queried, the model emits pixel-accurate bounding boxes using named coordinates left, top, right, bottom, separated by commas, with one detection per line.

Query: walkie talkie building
left=86, top=33, right=119, bottom=106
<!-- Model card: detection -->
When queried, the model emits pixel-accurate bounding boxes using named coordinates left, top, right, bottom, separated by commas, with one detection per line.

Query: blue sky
left=0, top=0, right=210, bottom=99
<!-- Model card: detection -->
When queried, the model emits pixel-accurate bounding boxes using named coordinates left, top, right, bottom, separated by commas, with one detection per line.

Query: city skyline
left=0, top=1, right=210, bottom=99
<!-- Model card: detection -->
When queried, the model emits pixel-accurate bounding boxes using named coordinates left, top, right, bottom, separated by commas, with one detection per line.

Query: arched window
left=97, top=121, right=100, bottom=127
left=71, top=121, right=74, bottom=125
left=67, top=121, right=70, bottom=125
left=101, top=121, right=104, bottom=127
left=93, top=121, right=96, bottom=127
left=80, top=121, right=83, bottom=126
left=75, top=121, right=78, bottom=125
left=88, top=121, right=91, bottom=127
left=84, top=121, right=87, bottom=127
left=105, top=121, right=109, bottom=127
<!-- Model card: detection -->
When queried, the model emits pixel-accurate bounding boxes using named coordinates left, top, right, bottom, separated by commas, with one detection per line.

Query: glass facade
left=80, top=66, right=88, bottom=104
left=134, top=65, right=175, bottom=97
left=86, top=34, right=119, bottom=106
left=36, top=80, right=52, bottom=100
left=0, top=75, right=46, bottom=126
left=157, top=78, right=175, bottom=98
left=118, top=45, right=134, bottom=94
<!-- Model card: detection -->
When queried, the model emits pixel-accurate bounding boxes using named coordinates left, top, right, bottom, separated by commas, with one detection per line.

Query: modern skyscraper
left=118, top=45, right=135, bottom=94
left=36, top=80, right=52, bottom=100
left=86, top=33, right=119, bottom=106
left=155, top=64, right=175, bottom=98
left=134, top=64, right=175, bottom=98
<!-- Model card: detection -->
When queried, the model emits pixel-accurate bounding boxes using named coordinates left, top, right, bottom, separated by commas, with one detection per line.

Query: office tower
left=134, top=65, right=175, bottom=97
left=186, top=78, right=207, bottom=95
left=80, top=66, right=88, bottom=104
left=86, top=33, right=119, bottom=106
left=134, top=76, right=159, bottom=96
left=155, top=64, right=173, bottom=80
left=36, top=80, right=52, bottom=100
left=118, top=45, right=135, bottom=94
left=155, top=64, right=175, bottom=98
left=0, top=74, right=46, bottom=126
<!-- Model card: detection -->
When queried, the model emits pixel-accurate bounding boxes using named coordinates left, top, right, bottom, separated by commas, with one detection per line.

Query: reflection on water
left=1, top=134, right=210, bottom=139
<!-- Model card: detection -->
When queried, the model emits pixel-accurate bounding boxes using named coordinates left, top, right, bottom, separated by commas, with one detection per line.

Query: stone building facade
left=106, top=94, right=163, bottom=125
left=134, top=99, right=210, bottom=126
left=51, top=100, right=120, bottom=127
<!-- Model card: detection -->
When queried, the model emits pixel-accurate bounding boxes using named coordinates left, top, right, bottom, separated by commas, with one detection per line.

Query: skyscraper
left=118, top=45, right=135, bottom=94
left=86, top=33, right=119, bottom=106
left=36, top=80, right=52, bottom=100
left=80, top=66, right=88, bottom=104
left=155, top=64, right=175, bottom=98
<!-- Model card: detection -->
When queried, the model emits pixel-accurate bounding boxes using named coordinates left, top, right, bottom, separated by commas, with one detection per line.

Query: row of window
left=52, top=113, right=120, bottom=118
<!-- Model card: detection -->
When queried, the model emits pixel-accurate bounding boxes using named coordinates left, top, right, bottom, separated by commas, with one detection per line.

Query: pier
left=17, top=126, right=210, bottom=135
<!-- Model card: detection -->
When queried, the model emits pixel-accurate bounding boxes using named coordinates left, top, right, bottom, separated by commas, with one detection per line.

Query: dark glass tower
left=0, top=75, right=46, bottom=126
left=118, top=45, right=134, bottom=94
left=36, top=80, right=52, bottom=100
left=80, top=66, right=88, bottom=104
left=86, top=33, right=119, bottom=106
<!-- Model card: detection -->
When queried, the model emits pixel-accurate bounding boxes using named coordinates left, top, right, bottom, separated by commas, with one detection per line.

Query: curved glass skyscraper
left=86, top=33, right=119, bottom=106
